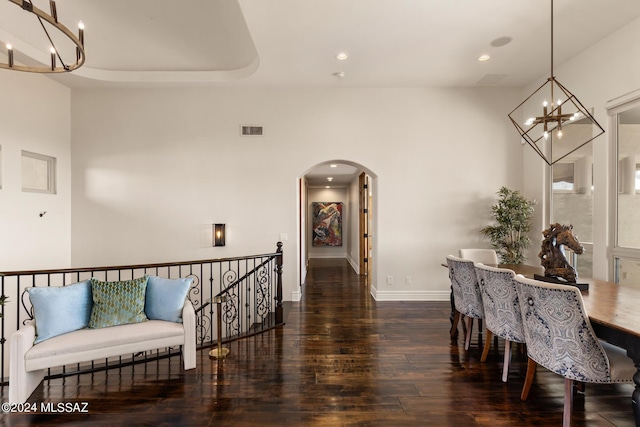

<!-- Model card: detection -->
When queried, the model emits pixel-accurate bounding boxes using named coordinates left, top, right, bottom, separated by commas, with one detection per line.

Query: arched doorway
left=296, top=160, right=377, bottom=297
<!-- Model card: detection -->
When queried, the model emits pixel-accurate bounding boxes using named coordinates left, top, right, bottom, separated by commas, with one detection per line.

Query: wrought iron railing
left=0, top=242, right=283, bottom=385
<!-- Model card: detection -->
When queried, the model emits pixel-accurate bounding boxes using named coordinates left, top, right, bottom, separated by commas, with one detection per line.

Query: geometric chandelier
left=0, top=0, right=85, bottom=73
left=508, top=0, right=604, bottom=166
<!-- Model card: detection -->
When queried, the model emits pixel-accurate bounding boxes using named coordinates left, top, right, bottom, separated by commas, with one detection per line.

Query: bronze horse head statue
left=538, top=223, right=584, bottom=283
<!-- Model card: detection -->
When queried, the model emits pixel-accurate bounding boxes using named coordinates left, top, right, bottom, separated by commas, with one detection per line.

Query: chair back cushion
left=475, top=265, right=525, bottom=343
left=447, top=255, right=483, bottom=319
left=459, top=249, right=498, bottom=265
left=514, top=275, right=611, bottom=383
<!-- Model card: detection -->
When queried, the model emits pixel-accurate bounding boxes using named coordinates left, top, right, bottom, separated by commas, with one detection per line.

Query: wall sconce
left=213, top=224, right=226, bottom=247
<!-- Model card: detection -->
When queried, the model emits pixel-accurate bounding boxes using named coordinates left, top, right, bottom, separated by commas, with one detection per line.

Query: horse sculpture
left=538, top=223, right=584, bottom=283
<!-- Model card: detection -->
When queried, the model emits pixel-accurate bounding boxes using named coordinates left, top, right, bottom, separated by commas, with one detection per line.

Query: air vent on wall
left=240, top=125, right=263, bottom=136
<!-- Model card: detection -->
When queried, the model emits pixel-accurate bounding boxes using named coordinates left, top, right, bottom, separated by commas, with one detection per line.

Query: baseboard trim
left=345, top=254, right=359, bottom=274
left=308, top=254, right=347, bottom=259
left=370, top=286, right=450, bottom=302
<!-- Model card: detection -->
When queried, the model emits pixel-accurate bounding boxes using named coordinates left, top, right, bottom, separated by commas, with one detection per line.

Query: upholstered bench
left=9, top=275, right=197, bottom=403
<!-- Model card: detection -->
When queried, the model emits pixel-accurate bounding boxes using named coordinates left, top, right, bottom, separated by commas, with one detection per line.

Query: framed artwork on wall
left=312, top=202, right=343, bottom=247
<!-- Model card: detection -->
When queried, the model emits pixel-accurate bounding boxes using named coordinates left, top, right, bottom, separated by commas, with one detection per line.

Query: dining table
left=495, top=264, right=640, bottom=426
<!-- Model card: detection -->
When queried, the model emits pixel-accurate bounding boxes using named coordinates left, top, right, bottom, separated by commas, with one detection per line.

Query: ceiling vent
left=240, top=125, right=263, bottom=136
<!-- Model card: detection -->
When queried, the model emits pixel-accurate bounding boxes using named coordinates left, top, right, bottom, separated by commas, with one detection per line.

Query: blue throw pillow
left=89, top=276, right=148, bottom=328
left=145, top=276, right=193, bottom=323
left=27, top=280, right=93, bottom=344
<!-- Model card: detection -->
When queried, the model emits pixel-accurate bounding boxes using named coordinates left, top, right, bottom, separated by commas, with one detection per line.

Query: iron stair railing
left=0, top=242, right=283, bottom=385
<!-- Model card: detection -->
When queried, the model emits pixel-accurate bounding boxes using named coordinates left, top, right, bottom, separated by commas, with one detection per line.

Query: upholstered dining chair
left=474, top=264, right=525, bottom=382
left=514, top=275, right=635, bottom=427
left=446, top=255, right=484, bottom=350
left=459, top=248, right=498, bottom=265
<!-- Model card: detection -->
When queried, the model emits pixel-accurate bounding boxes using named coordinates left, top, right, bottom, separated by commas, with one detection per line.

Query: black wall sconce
left=213, top=224, right=226, bottom=247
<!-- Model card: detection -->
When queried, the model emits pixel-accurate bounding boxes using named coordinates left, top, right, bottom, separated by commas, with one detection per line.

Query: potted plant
left=481, top=186, right=536, bottom=264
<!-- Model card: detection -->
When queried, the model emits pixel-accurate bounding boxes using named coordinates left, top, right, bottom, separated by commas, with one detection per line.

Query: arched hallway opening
left=297, top=161, right=377, bottom=299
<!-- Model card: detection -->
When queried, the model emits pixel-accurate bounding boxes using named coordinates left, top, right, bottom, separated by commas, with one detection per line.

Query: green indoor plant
left=481, top=187, right=535, bottom=264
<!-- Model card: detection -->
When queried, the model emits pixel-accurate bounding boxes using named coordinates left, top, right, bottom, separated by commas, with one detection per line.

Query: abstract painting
left=312, top=202, right=343, bottom=247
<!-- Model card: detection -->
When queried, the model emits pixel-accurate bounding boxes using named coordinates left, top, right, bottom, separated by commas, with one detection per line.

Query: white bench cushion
left=26, top=320, right=184, bottom=372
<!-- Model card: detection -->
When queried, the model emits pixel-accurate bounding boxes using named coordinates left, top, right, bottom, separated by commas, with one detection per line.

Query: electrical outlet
left=387, top=276, right=393, bottom=285
left=405, top=276, right=412, bottom=285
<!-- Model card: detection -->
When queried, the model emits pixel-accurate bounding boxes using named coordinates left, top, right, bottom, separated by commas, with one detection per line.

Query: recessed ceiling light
left=327, top=177, right=334, bottom=181
left=329, top=164, right=337, bottom=168
left=336, top=52, right=348, bottom=61
left=478, top=54, right=491, bottom=62
left=325, top=186, right=331, bottom=189
left=333, top=71, right=345, bottom=79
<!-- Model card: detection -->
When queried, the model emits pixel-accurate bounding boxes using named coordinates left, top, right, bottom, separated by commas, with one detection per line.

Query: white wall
left=70, top=86, right=523, bottom=301
left=0, top=70, right=71, bottom=271
left=307, top=187, right=348, bottom=259
left=521, top=16, right=640, bottom=280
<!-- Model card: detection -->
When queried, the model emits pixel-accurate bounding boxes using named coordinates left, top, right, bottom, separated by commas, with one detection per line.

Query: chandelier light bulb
left=50, top=46, right=56, bottom=70
left=6, top=43, right=13, bottom=67
left=557, top=129, right=563, bottom=139
left=525, top=118, right=534, bottom=126
left=78, top=21, right=85, bottom=46
left=544, top=131, right=549, bottom=140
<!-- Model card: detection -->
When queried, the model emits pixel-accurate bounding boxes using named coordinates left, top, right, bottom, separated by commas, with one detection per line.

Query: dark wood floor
left=3, top=258, right=635, bottom=426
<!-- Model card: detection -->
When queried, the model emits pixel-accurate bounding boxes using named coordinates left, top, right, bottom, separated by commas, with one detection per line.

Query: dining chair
left=459, top=248, right=498, bottom=265
left=446, top=255, right=484, bottom=350
left=513, top=275, right=635, bottom=427
left=474, top=264, right=525, bottom=382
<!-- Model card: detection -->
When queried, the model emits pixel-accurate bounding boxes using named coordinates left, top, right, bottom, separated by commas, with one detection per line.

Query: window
left=615, top=108, right=640, bottom=250
left=609, top=97, right=640, bottom=286
left=615, top=257, right=640, bottom=287
left=552, top=162, right=575, bottom=191
left=22, top=150, right=56, bottom=194
left=551, top=149, right=593, bottom=278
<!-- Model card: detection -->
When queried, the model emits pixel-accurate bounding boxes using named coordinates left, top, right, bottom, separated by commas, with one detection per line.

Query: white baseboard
left=308, top=254, right=347, bottom=259
left=291, top=290, right=302, bottom=302
left=345, top=254, right=359, bottom=274
left=370, top=285, right=450, bottom=302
